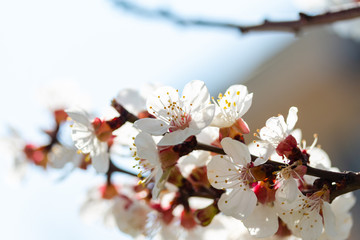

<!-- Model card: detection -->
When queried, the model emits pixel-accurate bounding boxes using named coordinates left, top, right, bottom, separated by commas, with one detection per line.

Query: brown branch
left=111, top=0, right=360, bottom=34
left=329, top=172, right=360, bottom=202
left=106, top=158, right=138, bottom=185
left=195, top=142, right=360, bottom=201
left=111, top=99, right=139, bottom=123
left=240, top=8, right=360, bottom=33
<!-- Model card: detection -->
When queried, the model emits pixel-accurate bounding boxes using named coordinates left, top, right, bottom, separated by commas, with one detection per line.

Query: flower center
left=149, top=93, right=192, bottom=131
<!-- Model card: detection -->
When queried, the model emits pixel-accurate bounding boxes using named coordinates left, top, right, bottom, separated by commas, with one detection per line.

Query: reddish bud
left=276, top=135, right=297, bottom=158
left=100, top=184, right=118, bottom=200
left=54, top=109, right=68, bottom=124
left=181, top=210, right=197, bottom=230
left=235, top=118, right=250, bottom=134
left=23, top=144, right=45, bottom=165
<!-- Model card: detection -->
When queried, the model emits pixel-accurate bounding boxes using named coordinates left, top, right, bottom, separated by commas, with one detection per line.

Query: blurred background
left=0, top=0, right=359, bottom=239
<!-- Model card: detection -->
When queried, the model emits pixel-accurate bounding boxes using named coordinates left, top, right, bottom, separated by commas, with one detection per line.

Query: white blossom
left=66, top=108, right=110, bottom=173
left=253, top=107, right=298, bottom=163
left=134, top=80, right=215, bottom=146
left=207, top=137, right=258, bottom=220
left=47, top=144, right=81, bottom=169
left=276, top=187, right=336, bottom=240
left=259, top=106, right=298, bottom=148
left=211, top=85, right=253, bottom=130
left=134, top=132, right=171, bottom=198
left=112, top=197, right=152, bottom=238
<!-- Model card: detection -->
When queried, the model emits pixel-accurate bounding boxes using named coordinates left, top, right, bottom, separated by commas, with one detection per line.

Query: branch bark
left=195, top=142, right=360, bottom=201
left=112, top=0, right=360, bottom=34
left=106, top=158, right=138, bottom=185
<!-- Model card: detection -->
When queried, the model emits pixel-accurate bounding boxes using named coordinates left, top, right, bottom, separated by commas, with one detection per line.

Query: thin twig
left=111, top=0, right=360, bottom=34
left=106, top=158, right=138, bottom=185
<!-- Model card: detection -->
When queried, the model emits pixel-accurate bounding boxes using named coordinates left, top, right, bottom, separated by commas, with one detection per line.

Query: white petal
left=112, top=199, right=150, bottom=237
left=48, top=144, right=78, bottom=169
left=218, top=188, right=257, bottom=220
left=309, top=147, right=332, bottom=169
left=299, top=210, right=323, bottom=240
left=221, top=138, right=251, bottom=166
left=260, top=116, right=287, bottom=144
left=240, top=92, right=253, bottom=117
left=66, top=108, right=92, bottom=128
left=135, top=132, right=159, bottom=165
left=331, top=192, right=356, bottom=214
left=211, top=111, right=233, bottom=128
left=91, top=141, right=109, bottom=173
left=243, top=204, right=279, bottom=238
left=152, top=167, right=171, bottom=199
left=116, top=88, right=146, bottom=115
left=157, top=128, right=197, bottom=146
left=112, top=122, right=139, bottom=146
left=178, top=151, right=210, bottom=177
left=146, top=86, right=179, bottom=117
left=248, top=141, right=277, bottom=165
left=221, top=85, right=253, bottom=118
left=196, top=126, right=219, bottom=145
left=71, top=122, right=95, bottom=153
left=323, top=202, right=337, bottom=237
left=275, top=177, right=299, bottom=204
left=291, top=128, right=302, bottom=144
left=189, top=104, right=215, bottom=130
left=133, top=118, right=169, bottom=135
left=207, top=155, right=240, bottom=189
left=151, top=168, right=164, bottom=198
left=182, top=80, right=210, bottom=111
left=286, top=107, right=298, bottom=132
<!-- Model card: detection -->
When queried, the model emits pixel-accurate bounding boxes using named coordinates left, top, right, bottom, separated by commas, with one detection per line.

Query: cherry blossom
left=47, top=144, right=81, bottom=169
left=276, top=186, right=336, bottom=240
left=211, top=84, right=253, bottom=134
left=111, top=196, right=151, bottom=238
left=133, top=132, right=177, bottom=198
left=319, top=192, right=355, bottom=240
left=254, top=107, right=298, bottom=162
left=66, top=108, right=110, bottom=173
left=133, top=80, right=215, bottom=146
left=207, top=137, right=258, bottom=220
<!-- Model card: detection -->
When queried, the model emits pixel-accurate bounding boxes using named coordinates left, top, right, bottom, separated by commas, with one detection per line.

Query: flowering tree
left=2, top=0, right=360, bottom=239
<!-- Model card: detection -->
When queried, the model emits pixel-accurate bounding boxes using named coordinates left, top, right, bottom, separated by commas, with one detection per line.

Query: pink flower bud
left=181, top=210, right=197, bottom=230
left=276, top=135, right=297, bottom=157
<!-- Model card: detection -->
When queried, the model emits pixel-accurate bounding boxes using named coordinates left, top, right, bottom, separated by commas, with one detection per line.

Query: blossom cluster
left=2, top=80, right=356, bottom=239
